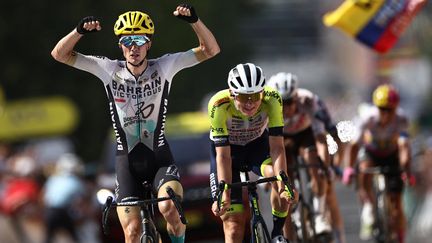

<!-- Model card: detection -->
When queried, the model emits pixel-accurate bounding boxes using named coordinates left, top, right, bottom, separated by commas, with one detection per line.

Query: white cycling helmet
left=227, top=63, right=265, bottom=95
left=267, top=72, right=298, bottom=99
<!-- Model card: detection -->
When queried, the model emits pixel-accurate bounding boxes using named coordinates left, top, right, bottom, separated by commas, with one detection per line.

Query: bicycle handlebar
left=360, top=166, right=404, bottom=175
left=101, top=186, right=187, bottom=235
left=215, top=171, right=295, bottom=211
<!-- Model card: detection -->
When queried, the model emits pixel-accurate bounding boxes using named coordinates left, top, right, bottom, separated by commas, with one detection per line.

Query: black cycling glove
left=175, top=4, right=198, bottom=23
left=76, top=16, right=100, bottom=34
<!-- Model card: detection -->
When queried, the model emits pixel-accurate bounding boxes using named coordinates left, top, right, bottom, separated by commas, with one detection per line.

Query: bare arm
left=315, top=133, right=330, bottom=166
left=173, top=5, right=220, bottom=62
left=215, top=146, right=232, bottom=184
left=348, top=142, right=360, bottom=168
left=51, top=18, right=101, bottom=64
left=269, top=136, right=287, bottom=192
left=398, top=138, right=411, bottom=172
left=51, top=29, right=83, bottom=65
left=190, top=20, right=220, bottom=62
left=213, top=145, right=232, bottom=216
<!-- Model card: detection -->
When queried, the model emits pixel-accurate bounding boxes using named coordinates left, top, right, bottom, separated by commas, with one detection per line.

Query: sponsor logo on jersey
left=264, top=90, right=282, bottom=105
left=209, top=173, right=217, bottom=198
left=210, top=97, right=230, bottom=119
left=110, top=102, right=124, bottom=151
left=151, top=70, right=158, bottom=79
left=111, top=77, right=162, bottom=100
left=213, top=136, right=228, bottom=145
left=158, top=98, right=168, bottom=147
left=135, top=101, right=155, bottom=119
left=210, top=105, right=217, bottom=119
left=165, top=165, right=180, bottom=178
left=210, top=126, right=224, bottom=134
left=138, top=76, right=149, bottom=85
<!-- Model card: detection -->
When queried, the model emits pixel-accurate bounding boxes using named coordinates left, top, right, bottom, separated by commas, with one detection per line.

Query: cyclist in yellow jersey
left=343, top=84, right=411, bottom=242
left=208, top=63, right=297, bottom=243
left=51, top=4, right=219, bottom=243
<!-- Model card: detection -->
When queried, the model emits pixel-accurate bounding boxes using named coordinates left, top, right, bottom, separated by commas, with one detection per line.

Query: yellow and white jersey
left=208, top=87, right=284, bottom=146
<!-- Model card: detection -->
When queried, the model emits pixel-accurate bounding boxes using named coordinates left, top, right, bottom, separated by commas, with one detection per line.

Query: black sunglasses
left=378, top=107, right=395, bottom=113
left=283, top=98, right=295, bottom=105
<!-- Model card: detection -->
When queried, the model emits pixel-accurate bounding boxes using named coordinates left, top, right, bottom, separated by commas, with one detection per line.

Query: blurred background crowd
left=1, top=0, right=432, bottom=242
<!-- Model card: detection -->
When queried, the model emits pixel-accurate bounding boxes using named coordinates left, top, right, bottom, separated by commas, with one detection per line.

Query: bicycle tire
left=300, top=201, right=315, bottom=243
left=253, top=221, right=270, bottom=243
left=373, top=175, right=391, bottom=243
left=140, top=233, right=161, bottom=243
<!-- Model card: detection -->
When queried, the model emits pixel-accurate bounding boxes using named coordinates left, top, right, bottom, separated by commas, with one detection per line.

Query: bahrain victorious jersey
left=70, top=50, right=199, bottom=154
left=208, top=86, right=284, bottom=146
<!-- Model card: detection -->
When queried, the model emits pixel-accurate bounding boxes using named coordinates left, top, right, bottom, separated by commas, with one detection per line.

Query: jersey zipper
left=134, top=77, right=142, bottom=142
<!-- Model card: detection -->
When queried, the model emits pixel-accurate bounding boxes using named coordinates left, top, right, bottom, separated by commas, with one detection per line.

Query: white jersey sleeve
left=71, top=52, right=117, bottom=85
left=155, top=50, right=199, bottom=82
left=310, top=93, right=326, bottom=135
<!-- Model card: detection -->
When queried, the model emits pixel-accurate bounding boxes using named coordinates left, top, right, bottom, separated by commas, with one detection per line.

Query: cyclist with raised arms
left=208, top=63, right=297, bottom=243
left=343, top=84, right=411, bottom=242
left=51, top=4, right=219, bottom=243
left=267, top=72, right=343, bottom=240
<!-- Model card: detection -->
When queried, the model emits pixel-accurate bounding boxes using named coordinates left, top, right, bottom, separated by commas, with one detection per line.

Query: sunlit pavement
left=0, top=182, right=375, bottom=243
left=259, top=181, right=374, bottom=243
left=0, top=215, right=97, bottom=243
left=334, top=181, right=373, bottom=243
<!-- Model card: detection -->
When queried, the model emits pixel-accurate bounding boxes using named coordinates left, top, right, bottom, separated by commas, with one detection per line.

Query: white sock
left=361, top=202, right=374, bottom=225
left=313, top=195, right=326, bottom=215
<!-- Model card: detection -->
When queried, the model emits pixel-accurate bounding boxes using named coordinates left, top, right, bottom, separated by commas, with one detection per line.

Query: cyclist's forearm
left=216, top=155, right=232, bottom=184
left=315, top=134, right=330, bottom=166
left=51, top=29, right=82, bottom=65
left=398, top=142, right=411, bottom=171
left=270, top=137, right=287, bottom=174
left=348, top=143, right=360, bottom=168
left=270, top=150, right=288, bottom=193
left=191, top=20, right=220, bottom=61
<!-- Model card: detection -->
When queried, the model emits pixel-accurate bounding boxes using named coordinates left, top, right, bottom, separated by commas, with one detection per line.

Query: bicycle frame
left=289, top=155, right=333, bottom=243
left=245, top=172, right=273, bottom=243
left=290, top=156, right=316, bottom=242
left=102, top=185, right=187, bottom=243
left=216, top=170, right=294, bottom=243
left=361, top=166, right=402, bottom=243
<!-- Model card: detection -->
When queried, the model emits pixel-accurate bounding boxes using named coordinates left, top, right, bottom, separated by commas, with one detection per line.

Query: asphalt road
left=334, top=181, right=370, bottom=243
left=192, top=180, right=374, bottom=243
left=0, top=181, right=374, bottom=243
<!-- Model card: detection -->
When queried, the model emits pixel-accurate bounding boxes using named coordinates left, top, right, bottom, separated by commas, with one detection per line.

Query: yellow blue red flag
left=323, top=0, right=427, bottom=53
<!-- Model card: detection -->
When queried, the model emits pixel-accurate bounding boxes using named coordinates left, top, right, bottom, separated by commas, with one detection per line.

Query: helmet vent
left=255, top=68, right=262, bottom=86
left=235, top=77, right=244, bottom=87
left=243, top=64, right=252, bottom=88
left=229, top=81, right=238, bottom=90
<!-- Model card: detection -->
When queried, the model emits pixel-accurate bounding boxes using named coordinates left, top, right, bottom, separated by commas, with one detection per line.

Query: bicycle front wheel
left=140, top=233, right=161, bottom=243
left=373, top=175, right=392, bottom=243
left=253, top=222, right=270, bottom=243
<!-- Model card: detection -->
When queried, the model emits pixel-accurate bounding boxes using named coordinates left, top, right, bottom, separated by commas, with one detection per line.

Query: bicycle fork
left=140, top=205, right=160, bottom=243
left=249, top=188, right=272, bottom=243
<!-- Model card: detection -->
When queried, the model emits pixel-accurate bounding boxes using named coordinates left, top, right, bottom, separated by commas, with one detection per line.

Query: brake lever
left=102, top=196, right=113, bottom=235
left=166, top=186, right=188, bottom=225
left=278, top=171, right=295, bottom=200
left=216, top=180, right=226, bottom=211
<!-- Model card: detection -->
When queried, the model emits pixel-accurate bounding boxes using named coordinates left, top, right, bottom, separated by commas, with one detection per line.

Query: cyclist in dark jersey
left=51, top=4, right=219, bottom=243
